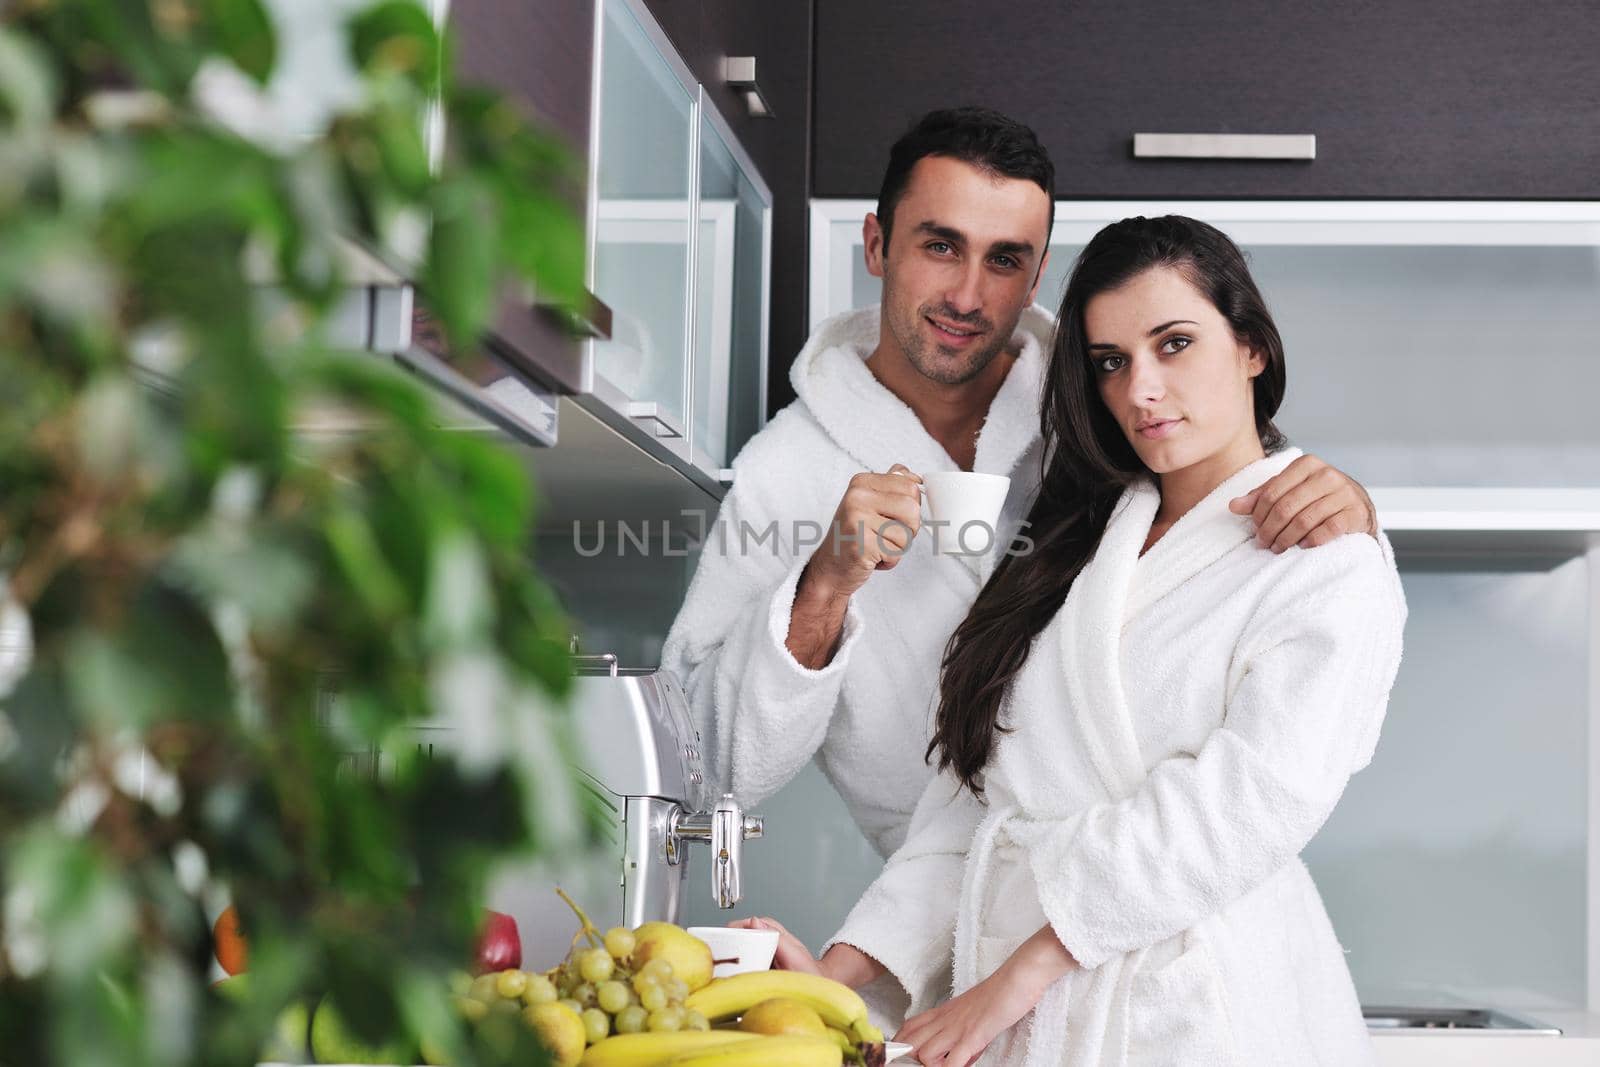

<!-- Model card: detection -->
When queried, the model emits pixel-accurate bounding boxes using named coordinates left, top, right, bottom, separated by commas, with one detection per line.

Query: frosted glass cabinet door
left=590, top=0, right=695, bottom=443
left=816, top=202, right=1600, bottom=489
left=692, top=110, right=771, bottom=472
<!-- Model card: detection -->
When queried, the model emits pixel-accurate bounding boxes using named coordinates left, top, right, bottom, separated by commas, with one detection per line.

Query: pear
left=212, top=974, right=311, bottom=1061
left=737, top=997, right=829, bottom=1039
left=631, top=922, right=714, bottom=992
left=309, top=996, right=416, bottom=1065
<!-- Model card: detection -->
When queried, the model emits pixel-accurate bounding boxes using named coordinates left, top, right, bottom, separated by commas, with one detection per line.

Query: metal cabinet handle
left=1133, top=133, right=1316, bottom=160
left=536, top=287, right=613, bottom=341
left=626, top=401, right=684, bottom=439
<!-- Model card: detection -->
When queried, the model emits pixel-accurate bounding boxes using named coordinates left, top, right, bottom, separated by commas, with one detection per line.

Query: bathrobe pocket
left=1125, top=933, right=1238, bottom=1067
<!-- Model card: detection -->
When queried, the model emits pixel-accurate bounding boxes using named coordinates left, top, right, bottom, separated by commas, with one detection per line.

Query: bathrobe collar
left=1059, top=447, right=1304, bottom=800
left=788, top=304, right=1054, bottom=481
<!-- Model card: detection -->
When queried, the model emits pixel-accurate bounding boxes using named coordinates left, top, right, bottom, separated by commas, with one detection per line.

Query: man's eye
left=928, top=241, right=952, bottom=255
left=992, top=256, right=1018, bottom=270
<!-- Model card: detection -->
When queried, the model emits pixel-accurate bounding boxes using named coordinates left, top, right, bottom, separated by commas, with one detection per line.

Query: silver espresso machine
left=477, top=655, right=763, bottom=970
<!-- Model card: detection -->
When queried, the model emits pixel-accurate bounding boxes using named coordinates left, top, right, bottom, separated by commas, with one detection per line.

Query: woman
left=747, top=216, right=1405, bottom=1066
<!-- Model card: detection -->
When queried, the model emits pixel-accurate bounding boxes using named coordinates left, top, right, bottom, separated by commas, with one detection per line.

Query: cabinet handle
left=1133, top=133, right=1316, bottom=160
left=626, top=401, right=684, bottom=439
left=537, top=287, right=613, bottom=341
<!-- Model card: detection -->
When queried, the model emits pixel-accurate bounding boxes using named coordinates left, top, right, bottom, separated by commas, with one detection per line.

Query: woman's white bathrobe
left=659, top=305, right=1051, bottom=857
left=828, top=449, right=1406, bottom=1066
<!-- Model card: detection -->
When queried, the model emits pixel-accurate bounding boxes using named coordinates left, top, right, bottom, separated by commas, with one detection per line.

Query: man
left=661, top=107, right=1375, bottom=863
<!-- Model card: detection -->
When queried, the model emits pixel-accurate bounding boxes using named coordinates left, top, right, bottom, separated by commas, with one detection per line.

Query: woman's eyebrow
left=1088, top=319, right=1200, bottom=352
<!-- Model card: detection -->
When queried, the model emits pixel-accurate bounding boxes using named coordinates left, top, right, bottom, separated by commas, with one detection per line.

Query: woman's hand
left=896, top=925, right=1076, bottom=1067
left=727, top=918, right=888, bottom=989
left=729, top=916, right=822, bottom=975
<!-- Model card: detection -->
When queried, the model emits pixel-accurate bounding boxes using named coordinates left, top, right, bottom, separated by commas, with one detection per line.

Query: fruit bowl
left=686, top=927, right=779, bottom=978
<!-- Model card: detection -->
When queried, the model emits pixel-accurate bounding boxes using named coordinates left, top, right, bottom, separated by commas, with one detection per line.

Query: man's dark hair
left=875, top=107, right=1056, bottom=255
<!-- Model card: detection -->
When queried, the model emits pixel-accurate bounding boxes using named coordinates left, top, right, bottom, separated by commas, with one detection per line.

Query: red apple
left=473, top=909, right=521, bottom=974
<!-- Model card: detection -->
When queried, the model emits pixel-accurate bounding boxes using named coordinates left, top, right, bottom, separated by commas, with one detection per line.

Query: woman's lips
left=1137, top=418, right=1182, bottom=440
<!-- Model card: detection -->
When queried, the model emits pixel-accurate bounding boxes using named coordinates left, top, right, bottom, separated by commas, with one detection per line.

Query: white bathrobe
left=828, top=449, right=1407, bottom=1066
left=659, top=304, right=1053, bottom=858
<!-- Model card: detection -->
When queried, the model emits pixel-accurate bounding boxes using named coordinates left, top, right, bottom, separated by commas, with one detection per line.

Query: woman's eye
left=1161, top=335, right=1191, bottom=354
left=1094, top=355, right=1125, bottom=374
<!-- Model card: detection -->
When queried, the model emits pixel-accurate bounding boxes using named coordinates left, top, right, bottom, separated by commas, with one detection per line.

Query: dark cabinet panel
left=813, top=0, right=1600, bottom=199
left=448, top=0, right=597, bottom=393
left=452, top=0, right=594, bottom=153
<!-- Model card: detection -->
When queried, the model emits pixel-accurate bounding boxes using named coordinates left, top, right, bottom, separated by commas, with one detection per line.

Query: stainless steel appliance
left=477, top=655, right=762, bottom=971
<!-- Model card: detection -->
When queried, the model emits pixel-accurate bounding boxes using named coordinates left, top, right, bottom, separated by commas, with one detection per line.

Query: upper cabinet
left=811, top=0, right=1600, bottom=200
left=584, top=0, right=774, bottom=488
left=693, top=101, right=772, bottom=473
left=590, top=0, right=698, bottom=448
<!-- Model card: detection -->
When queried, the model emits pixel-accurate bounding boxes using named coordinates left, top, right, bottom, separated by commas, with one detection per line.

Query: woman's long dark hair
left=928, top=216, right=1290, bottom=795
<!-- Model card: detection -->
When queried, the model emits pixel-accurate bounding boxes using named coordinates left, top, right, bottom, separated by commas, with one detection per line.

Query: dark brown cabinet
left=812, top=0, right=1600, bottom=200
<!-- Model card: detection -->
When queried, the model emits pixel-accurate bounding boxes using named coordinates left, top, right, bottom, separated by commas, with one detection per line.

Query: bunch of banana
left=578, top=1031, right=760, bottom=1067
left=660, top=1034, right=842, bottom=1066
left=684, top=972, right=884, bottom=1045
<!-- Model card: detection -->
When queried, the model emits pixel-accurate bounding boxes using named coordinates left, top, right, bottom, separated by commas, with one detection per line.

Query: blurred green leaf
left=199, top=0, right=278, bottom=85
left=422, top=176, right=497, bottom=347
left=0, top=28, right=58, bottom=129
left=347, top=0, right=442, bottom=95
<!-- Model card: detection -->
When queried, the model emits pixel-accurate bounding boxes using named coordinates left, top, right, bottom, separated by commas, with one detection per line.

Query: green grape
left=448, top=971, right=474, bottom=997
left=581, top=1008, right=611, bottom=1045
left=453, top=995, right=489, bottom=1023
left=522, top=974, right=558, bottom=1006
left=596, top=981, right=631, bottom=1014
left=614, top=1005, right=648, bottom=1034
left=558, top=998, right=584, bottom=1015
left=639, top=983, right=669, bottom=1013
left=573, top=983, right=597, bottom=1008
left=646, top=1007, right=683, bottom=1033
left=468, top=973, right=500, bottom=1004
left=604, top=927, right=637, bottom=961
left=666, top=979, right=689, bottom=1004
left=495, top=969, right=528, bottom=1000
left=490, top=996, right=522, bottom=1016
left=683, top=1010, right=710, bottom=1032
left=631, top=973, right=658, bottom=998
left=579, top=947, right=616, bottom=984
left=640, top=958, right=674, bottom=983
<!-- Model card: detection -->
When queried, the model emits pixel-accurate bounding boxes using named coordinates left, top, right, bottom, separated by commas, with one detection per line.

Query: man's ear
left=863, top=213, right=887, bottom=279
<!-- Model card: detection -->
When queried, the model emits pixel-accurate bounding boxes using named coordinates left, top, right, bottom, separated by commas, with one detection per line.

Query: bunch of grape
left=452, top=893, right=707, bottom=1049
left=548, top=924, right=710, bottom=1043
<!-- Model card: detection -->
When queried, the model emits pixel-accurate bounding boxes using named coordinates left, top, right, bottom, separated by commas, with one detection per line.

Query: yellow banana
left=659, top=1034, right=843, bottom=1067
left=577, top=1030, right=760, bottom=1067
left=685, top=972, right=870, bottom=1032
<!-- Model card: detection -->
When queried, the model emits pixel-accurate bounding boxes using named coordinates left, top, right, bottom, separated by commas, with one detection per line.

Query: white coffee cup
left=920, top=471, right=1012, bottom=558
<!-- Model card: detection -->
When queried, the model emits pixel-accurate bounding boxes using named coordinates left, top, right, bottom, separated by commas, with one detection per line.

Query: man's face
left=864, top=156, right=1052, bottom=386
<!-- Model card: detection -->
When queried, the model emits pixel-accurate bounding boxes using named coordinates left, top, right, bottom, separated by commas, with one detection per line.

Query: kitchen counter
left=1374, top=1011, right=1600, bottom=1066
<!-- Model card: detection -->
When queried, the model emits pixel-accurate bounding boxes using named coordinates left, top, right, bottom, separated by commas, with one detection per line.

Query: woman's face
left=1083, top=265, right=1265, bottom=477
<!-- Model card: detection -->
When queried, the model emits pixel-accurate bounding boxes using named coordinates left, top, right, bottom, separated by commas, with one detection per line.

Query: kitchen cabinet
left=692, top=102, right=772, bottom=473
left=810, top=197, right=1600, bottom=1015
left=580, top=0, right=775, bottom=490
left=811, top=0, right=1600, bottom=200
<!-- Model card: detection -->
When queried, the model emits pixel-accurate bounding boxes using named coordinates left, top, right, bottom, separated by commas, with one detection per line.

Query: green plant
left=0, top=2, right=589, bottom=1064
